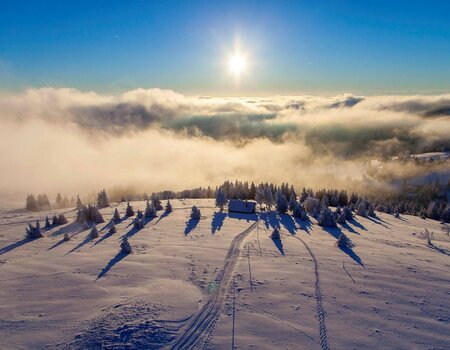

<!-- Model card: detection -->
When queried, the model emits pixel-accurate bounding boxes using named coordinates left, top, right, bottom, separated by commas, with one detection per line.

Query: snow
left=0, top=198, right=449, bottom=349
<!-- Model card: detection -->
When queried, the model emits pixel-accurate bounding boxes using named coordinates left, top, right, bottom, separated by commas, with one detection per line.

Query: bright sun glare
left=228, top=54, right=247, bottom=76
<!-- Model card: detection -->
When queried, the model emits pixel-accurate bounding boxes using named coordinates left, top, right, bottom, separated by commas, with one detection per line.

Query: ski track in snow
left=168, top=220, right=259, bottom=350
left=289, top=234, right=330, bottom=350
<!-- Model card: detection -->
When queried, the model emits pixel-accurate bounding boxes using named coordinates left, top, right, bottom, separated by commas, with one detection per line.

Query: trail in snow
left=169, top=220, right=259, bottom=350
left=289, top=234, right=330, bottom=350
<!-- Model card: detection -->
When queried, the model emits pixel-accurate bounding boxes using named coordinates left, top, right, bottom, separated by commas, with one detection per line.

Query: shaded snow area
left=0, top=199, right=449, bottom=349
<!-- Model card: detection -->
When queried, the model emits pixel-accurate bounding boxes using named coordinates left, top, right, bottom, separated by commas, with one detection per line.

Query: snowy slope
left=0, top=199, right=449, bottom=349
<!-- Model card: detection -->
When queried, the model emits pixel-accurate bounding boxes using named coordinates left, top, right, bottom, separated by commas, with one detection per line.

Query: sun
left=228, top=54, right=247, bottom=76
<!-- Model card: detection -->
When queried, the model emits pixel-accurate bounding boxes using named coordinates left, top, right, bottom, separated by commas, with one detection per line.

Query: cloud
left=0, top=88, right=448, bottom=194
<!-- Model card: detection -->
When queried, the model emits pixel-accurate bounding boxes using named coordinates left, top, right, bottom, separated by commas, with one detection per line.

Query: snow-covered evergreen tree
left=288, top=193, right=297, bottom=212
left=26, top=194, right=38, bottom=211
left=190, top=205, right=201, bottom=220
left=275, top=190, right=288, bottom=214
left=292, top=202, right=303, bottom=218
left=165, top=200, right=173, bottom=212
left=63, top=233, right=70, bottom=241
left=343, top=206, right=353, bottom=220
left=264, top=186, right=275, bottom=211
left=121, top=237, right=132, bottom=254
left=97, top=189, right=109, bottom=209
left=58, top=214, right=68, bottom=225
left=145, top=201, right=157, bottom=218
left=45, top=216, right=51, bottom=228
left=255, top=187, right=265, bottom=209
left=337, top=233, right=353, bottom=249
left=113, top=208, right=121, bottom=222
left=321, top=195, right=329, bottom=209
left=304, top=197, right=320, bottom=215
left=151, top=195, right=163, bottom=211
left=76, top=195, right=83, bottom=210
left=125, top=201, right=135, bottom=217
left=89, top=224, right=99, bottom=239
left=26, top=220, right=43, bottom=239
left=336, top=211, right=347, bottom=225
left=52, top=215, right=60, bottom=226
left=133, top=216, right=144, bottom=229
left=318, top=207, right=336, bottom=227
left=109, top=221, right=117, bottom=234
left=356, top=199, right=368, bottom=217
left=136, top=209, right=143, bottom=220
left=367, top=203, right=376, bottom=218
left=215, top=188, right=228, bottom=210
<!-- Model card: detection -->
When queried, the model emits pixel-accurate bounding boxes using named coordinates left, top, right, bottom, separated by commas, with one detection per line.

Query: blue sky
left=1, top=0, right=450, bottom=95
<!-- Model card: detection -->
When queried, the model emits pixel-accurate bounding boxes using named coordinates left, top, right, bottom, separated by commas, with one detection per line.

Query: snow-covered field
left=0, top=198, right=449, bottom=349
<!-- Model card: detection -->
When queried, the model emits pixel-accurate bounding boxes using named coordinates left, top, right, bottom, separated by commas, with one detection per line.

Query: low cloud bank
left=0, top=88, right=449, bottom=194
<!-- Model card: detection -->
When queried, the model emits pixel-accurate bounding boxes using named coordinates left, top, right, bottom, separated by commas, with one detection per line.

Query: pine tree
left=337, top=233, right=353, bottom=249
left=26, top=220, right=43, bottom=239
left=109, top=221, right=117, bottom=234
left=288, top=193, right=297, bottom=212
left=63, top=233, right=70, bottom=241
left=165, top=200, right=173, bottom=212
left=190, top=205, right=201, bottom=220
left=52, top=215, right=60, bottom=226
left=275, top=190, right=288, bottom=214
left=215, top=188, right=228, bottom=210
left=264, top=186, right=275, bottom=211
left=367, top=203, right=376, bottom=218
left=97, top=189, right=109, bottom=209
left=56, top=193, right=63, bottom=208
left=356, top=199, right=368, bottom=217
left=89, top=224, right=99, bottom=239
left=125, top=201, right=135, bottom=217
left=318, top=207, right=336, bottom=227
left=145, top=201, right=157, bottom=218
left=121, top=237, right=132, bottom=254
left=58, top=214, right=68, bottom=225
left=76, top=195, right=83, bottom=210
left=26, top=194, right=38, bottom=211
left=45, top=216, right=51, bottom=228
left=337, top=211, right=347, bottom=225
left=113, top=208, right=121, bottom=222
left=304, top=197, right=320, bottom=214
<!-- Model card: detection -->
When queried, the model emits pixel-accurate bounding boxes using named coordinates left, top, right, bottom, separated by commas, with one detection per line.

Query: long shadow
left=279, top=214, right=297, bottom=235
left=154, top=211, right=170, bottom=225
left=340, top=223, right=359, bottom=234
left=0, top=238, right=31, bottom=255
left=323, top=226, right=343, bottom=239
left=184, top=218, right=199, bottom=235
left=365, top=216, right=390, bottom=229
left=211, top=211, right=227, bottom=234
left=271, top=238, right=285, bottom=256
left=261, top=211, right=280, bottom=230
left=47, top=237, right=67, bottom=250
left=66, top=233, right=94, bottom=254
left=429, top=243, right=450, bottom=256
left=228, top=212, right=258, bottom=222
left=293, top=216, right=312, bottom=234
left=349, top=219, right=367, bottom=231
left=340, top=246, right=365, bottom=267
left=96, top=252, right=128, bottom=280
left=93, top=229, right=115, bottom=246
left=49, top=222, right=81, bottom=238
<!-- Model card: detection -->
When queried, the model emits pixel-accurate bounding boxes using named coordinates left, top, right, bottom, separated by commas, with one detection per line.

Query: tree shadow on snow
left=340, top=223, right=359, bottom=235
left=124, top=217, right=154, bottom=239
left=323, top=226, right=365, bottom=267
left=66, top=233, right=95, bottom=254
left=184, top=218, right=199, bottom=235
left=429, top=243, right=450, bottom=256
left=339, top=246, right=365, bottom=267
left=279, top=214, right=297, bottom=235
left=211, top=211, right=227, bottom=234
left=96, top=252, right=128, bottom=280
left=0, top=238, right=32, bottom=255
left=47, top=237, right=68, bottom=250
left=293, top=217, right=312, bottom=234
left=154, top=211, right=170, bottom=225
left=365, top=216, right=390, bottom=229
left=349, top=219, right=367, bottom=231
left=49, top=222, right=81, bottom=238
left=271, top=237, right=285, bottom=256
left=261, top=211, right=280, bottom=230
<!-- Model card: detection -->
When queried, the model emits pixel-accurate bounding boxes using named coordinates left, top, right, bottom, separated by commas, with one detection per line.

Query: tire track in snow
left=169, top=220, right=259, bottom=350
left=289, top=234, right=330, bottom=350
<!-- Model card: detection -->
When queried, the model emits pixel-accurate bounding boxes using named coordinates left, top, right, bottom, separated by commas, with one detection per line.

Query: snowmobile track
left=290, top=234, right=330, bottom=350
left=169, top=220, right=259, bottom=350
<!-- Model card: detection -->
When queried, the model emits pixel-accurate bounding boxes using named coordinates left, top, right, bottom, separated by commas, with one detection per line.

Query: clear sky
left=1, top=0, right=450, bottom=95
